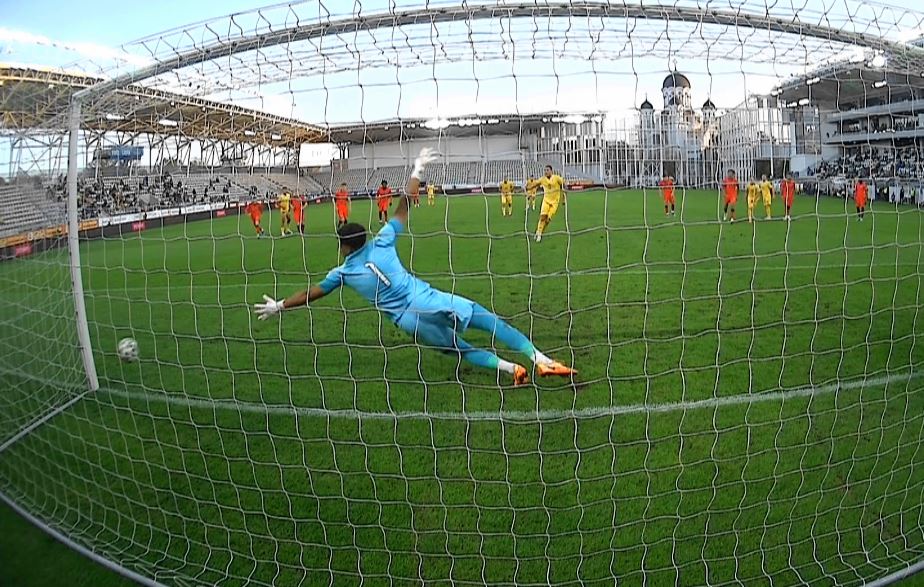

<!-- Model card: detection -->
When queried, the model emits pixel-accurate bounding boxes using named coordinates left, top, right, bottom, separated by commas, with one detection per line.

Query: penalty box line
left=98, top=370, right=921, bottom=423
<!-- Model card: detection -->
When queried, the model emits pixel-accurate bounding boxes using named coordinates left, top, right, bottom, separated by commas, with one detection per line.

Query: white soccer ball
left=117, top=338, right=139, bottom=362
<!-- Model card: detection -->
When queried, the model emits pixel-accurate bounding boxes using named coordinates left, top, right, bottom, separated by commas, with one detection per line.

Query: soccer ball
left=117, top=338, right=139, bottom=362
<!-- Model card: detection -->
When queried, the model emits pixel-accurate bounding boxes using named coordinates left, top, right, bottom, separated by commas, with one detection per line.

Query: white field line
left=97, top=370, right=921, bottom=423
left=85, top=262, right=923, bottom=295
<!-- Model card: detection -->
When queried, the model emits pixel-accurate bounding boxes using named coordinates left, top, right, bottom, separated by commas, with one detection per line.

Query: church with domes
left=637, top=71, right=720, bottom=187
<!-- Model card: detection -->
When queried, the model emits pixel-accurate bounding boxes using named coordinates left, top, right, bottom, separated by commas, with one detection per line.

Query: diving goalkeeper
left=254, top=148, right=576, bottom=386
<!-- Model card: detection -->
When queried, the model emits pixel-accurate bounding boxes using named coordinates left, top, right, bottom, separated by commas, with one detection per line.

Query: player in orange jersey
left=376, top=180, right=393, bottom=224
left=292, top=196, right=305, bottom=234
left=334, top=183, right=350, bottom=228
left=245, top=200, right=265, bottom=237
left=781, top=174, right=796, bottom=221
left=722, top=170, right=739, bottom=223
left=659, top=175, right=676, bottom=216
left=855, top=178, right=868, bottom=221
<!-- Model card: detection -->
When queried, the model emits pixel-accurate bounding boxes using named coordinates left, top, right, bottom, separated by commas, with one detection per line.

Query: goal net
left=1, top=1, right=923, bottom=585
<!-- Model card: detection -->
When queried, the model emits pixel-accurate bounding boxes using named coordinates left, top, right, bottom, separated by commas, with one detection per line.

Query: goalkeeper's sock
left=495, top=359, right=517, bottom=375
left=467, top=304, right=551, bottom=365
left=455, top=340, right=515, bottom=375
left=531, top=349, right=553, bottom=366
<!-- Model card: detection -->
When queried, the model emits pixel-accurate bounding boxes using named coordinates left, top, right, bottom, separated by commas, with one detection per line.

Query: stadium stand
left=1, top=160, right=606, bottom=235
left=263, top=172, right=324, bottom=194
left=0, top=184, right=49, bottom=237
left=304, top=160, right=594, bottom=193
left=814, top=147, right=924, bottom=181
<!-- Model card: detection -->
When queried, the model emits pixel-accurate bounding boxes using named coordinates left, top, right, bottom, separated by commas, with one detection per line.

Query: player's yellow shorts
left=762, top=197, right=772, bottom=206
left=748, top=197, right=758, bottom=209
left=501, top=195, right=513, bottom=206
left=540, top=198, right=560, bottom=218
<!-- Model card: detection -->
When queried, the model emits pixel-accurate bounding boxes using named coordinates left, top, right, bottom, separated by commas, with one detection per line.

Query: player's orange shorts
left=855, top=195, right=867, bottom=208
left=336, top=204, right=348, bottom=221
left=783, top=195, right=794, bottom=207
left=250, top=215, right=262, bottom=225
left=724, top=195, right=738, bottom=206
left=663, top=192, right=675, bottom=205
left=377, top=198, right=390, bottom=212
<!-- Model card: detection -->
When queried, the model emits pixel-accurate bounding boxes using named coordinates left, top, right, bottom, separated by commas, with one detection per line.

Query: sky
left=2, top=0, right=924, bottom=166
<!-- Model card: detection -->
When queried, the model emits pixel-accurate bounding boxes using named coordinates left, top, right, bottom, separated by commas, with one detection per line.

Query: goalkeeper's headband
left=337, top=223, right=367, bottom=251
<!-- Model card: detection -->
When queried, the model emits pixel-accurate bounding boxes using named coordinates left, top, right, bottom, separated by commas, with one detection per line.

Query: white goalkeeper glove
left=411, top=147, right=439, bottom=180
left=254, top=294, right=286, bottom=320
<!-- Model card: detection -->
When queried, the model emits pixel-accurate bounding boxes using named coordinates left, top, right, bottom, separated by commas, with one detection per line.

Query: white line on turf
left=88, top=262, right=923, bottom=295
left=97, top=370, right=920, bottom=422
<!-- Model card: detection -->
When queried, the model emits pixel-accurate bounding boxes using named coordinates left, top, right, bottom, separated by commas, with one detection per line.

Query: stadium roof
left=773, top=61, right=924, bottom=108
left=0, top=65, right=325, bottom=147
left=325, top=112, right=605, bottom=144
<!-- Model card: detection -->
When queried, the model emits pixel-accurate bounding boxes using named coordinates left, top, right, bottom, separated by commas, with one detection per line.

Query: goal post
left=0, top=1, right=923, bottom=586
left=66, top=98, right=99, bottom=393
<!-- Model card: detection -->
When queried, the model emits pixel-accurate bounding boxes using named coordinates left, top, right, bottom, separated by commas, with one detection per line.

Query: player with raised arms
left=499, top=177, right=515, bottom=217
left=254, top=149, right=576, bottom=385
left=528, top=165, right=566, bottom=242
left=334, top=182, right=350, bottom=228
left=722, top=169, right=738, bottom=223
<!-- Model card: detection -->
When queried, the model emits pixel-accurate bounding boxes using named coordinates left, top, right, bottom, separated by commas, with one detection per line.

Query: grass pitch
left=1, top=189, right=923, bottom=586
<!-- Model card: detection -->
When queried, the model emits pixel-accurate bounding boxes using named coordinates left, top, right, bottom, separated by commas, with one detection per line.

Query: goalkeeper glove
left=254, top=294, right=285, bottom=320
left=411, top=147, right=439, bottom=180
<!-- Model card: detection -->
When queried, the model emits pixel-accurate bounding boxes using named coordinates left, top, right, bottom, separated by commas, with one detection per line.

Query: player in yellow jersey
left=746, top=179, right=760, bottom=223
left=427, top=183, right=437, bottom=206
left=277, top=192, right=293, bottom=236
left=527, top=165, right=566, bottom=242
left=759, top=175, right=773, bottom=219
left=499, top=177, right=515, bottom=217
left=525, top=177, right=538, bottom=211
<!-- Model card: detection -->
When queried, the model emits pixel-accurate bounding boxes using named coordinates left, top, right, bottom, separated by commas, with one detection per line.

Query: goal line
left=96, top=369, right=921, bottom=423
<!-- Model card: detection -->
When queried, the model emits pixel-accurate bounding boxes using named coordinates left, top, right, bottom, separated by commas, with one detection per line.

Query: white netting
left=1, top=1, right=924, bottom=585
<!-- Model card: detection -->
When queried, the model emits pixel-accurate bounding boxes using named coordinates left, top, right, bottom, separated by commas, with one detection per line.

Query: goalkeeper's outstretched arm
left=254, top=148, right=438, bottom=322
left=254, top=286, right=327, bottom=320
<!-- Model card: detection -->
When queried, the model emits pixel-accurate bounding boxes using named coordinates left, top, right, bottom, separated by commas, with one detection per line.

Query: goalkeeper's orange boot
left=537, top=361, right=577, bottom=378
left=513, top=364, right=529, bottom=386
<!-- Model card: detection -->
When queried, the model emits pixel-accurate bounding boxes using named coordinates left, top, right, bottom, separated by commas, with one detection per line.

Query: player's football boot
left=513, top=364, right=529, bottom=386
left=537, top=361, right=577, bottom=378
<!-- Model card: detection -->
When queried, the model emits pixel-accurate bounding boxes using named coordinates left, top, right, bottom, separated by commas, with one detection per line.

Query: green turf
left=0, top=498, right=135, bottom=587
left=1, top=189, right=923, bottom=586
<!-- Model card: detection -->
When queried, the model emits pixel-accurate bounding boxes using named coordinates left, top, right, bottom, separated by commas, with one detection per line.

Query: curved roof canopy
left=0, top=65, right=324, bottom=146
